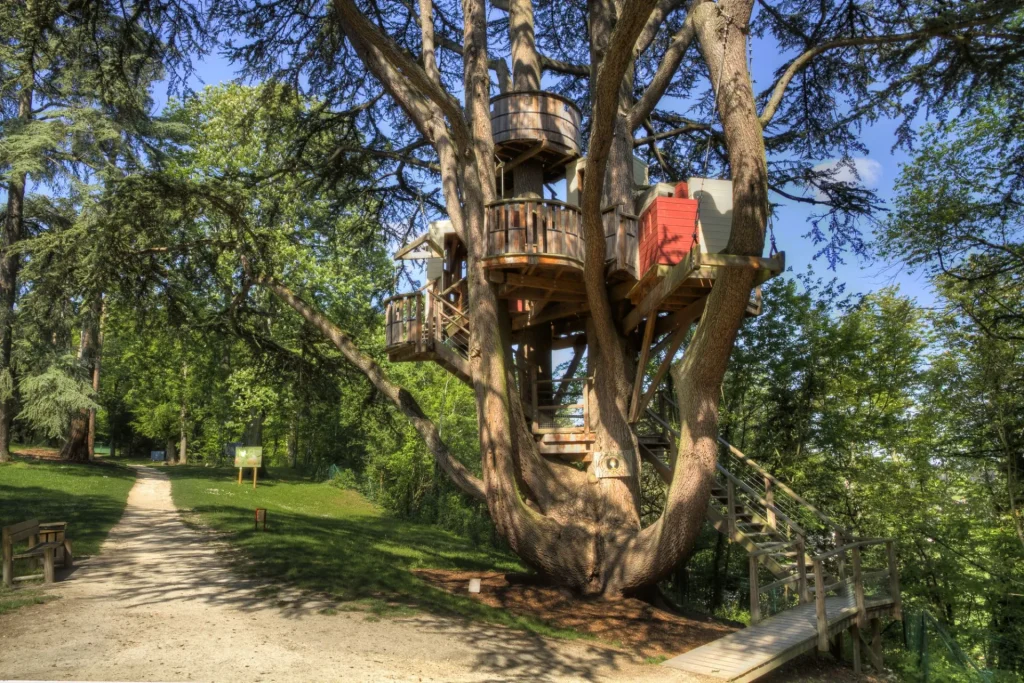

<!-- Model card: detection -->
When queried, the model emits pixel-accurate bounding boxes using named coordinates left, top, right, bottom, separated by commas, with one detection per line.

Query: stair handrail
left=811, top=537, right=902, bottom=652
left=718, top=438, right=851, bottom=540
left=749, top=536, right=809, bottom=624
left=716, top=463, right=809, bottom=539
left=426, top=289, right=470, bottom=359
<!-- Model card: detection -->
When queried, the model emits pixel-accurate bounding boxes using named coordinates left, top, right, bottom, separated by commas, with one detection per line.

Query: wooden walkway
left=662, top=596, right=896, bottom=682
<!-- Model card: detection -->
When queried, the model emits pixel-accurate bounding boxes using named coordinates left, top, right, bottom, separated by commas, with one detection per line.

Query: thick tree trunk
left=61, top=413, right=91, bottom=463
left=165, top=438, right=177, bottom=465
left=86, top=300, right=104, bottom=461
left=178, top=363, right=188, bottom=465
left=0, top=86, right=31, bottom=464
left=178, top=402, right=188, bottom=465
left=287, top=411, right=299, bottom=468
left=61, top=295, right=102, bottom=463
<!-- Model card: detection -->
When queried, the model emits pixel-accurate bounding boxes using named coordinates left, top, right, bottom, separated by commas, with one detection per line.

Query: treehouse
left=384, top=88, right=785, bottom=465
left=384, top=219, right=471, bottom=383
left=491, top=90, right=582, bottom=183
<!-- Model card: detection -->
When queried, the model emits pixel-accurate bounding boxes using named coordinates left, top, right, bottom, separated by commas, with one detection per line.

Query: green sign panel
left=234, top=446, right=263, bottom=468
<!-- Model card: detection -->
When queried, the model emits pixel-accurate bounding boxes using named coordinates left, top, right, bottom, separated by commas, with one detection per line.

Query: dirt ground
left=415, top=569, right=737, bottom=659
left=0, top=466, right=696, bottom=683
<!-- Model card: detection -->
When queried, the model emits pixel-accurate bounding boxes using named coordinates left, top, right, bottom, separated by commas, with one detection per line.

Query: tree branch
left=331, top=0, right=472, bottom=149
left=540, top=54, right=589, bottom=77
left=253, top=271, right=487, bottom=502
left=758, top=18, right=1003, bottom=127
left=628, top=12, right=696, bottom=131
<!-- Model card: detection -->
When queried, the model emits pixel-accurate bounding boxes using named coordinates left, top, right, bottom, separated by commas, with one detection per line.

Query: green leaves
left=17, top=357, right=98, bottom=439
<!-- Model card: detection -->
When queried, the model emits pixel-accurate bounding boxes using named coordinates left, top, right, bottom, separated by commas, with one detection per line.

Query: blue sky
left=160, top=21, right=936, bottom=308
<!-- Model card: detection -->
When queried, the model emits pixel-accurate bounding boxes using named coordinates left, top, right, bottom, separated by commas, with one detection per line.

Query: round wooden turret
left=491, top=91, right=582, bottom=177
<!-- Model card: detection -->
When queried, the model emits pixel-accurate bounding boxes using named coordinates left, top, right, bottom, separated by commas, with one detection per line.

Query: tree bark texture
left=60, top=295, right=102, bottom=463
left=0, top=86, right=32, bottom=464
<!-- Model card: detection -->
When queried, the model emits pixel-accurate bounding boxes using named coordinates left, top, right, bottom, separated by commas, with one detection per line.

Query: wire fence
left=904, top=610, right=997, bottom=682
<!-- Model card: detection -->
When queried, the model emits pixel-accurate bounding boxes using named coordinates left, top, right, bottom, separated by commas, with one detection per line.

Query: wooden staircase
left=634, top=388, right=874, bottom=602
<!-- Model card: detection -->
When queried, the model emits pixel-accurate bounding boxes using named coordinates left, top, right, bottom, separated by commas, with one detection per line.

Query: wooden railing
left=485, top=199, right=585, bottom=268
left=490, top=90, right=583, bottom=157
left=602, top=204, right=639, bottom=277
left=812, top=538, right=902, bottom=651
left=531, top=374, right=592, bottom=435
left=430, top=290, right=470, bottom=360
left=384, top=288, right=470, bottom=360
left=749, top=537, right=809, bottom=623
left=718, top=440, right=851, bottom=551
left=385, top=291, right=427, bottom=351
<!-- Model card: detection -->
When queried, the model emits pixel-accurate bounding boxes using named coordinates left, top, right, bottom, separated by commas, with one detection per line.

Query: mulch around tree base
left=414, top=569, right=736, bottom=658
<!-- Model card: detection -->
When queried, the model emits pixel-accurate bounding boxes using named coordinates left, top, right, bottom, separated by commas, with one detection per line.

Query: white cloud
left=809, top=157, right=882, bottom=202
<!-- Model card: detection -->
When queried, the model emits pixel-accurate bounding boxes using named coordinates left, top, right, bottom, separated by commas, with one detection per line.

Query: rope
left=692, top=9, right=731, bottom=248
left=768, top=212, right=778, bottom=257
left=417, top=192, right=430, bottom=235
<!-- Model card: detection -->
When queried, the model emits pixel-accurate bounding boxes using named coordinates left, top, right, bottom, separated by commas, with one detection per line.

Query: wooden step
left=536, top=432, right=594, bottom=461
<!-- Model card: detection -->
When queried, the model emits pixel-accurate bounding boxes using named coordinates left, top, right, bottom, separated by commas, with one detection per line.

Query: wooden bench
left=2, top=519, right=73, bottom=588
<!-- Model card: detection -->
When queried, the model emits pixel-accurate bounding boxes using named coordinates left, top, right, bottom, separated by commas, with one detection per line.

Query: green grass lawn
left=166, top=465, right=583, bottom=638
left=0, top=456, right=136, bottom=587
left=0, top=457, right=136, bottom=557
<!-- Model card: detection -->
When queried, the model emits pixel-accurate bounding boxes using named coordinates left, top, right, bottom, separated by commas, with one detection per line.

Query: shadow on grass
left=0, top=459, right=136, bottom=559
left=159, top=466, right=588, bottom=640
left=0, top=465, right=643, bottom=682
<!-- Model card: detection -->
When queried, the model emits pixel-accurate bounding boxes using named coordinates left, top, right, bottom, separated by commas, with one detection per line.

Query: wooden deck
left=662, top=596, right=896, bottom=682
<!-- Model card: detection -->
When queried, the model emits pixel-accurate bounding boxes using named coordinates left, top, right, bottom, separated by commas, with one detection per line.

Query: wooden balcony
left=484, top=199, right=585, bottom=276
left=385, top=292, right=426, bottom=354
left=491, top=91, right=582, bottom=175
left=384, top=289, right=471, bottom=384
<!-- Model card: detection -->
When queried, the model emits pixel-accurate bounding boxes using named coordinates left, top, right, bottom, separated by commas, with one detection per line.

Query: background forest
left=2, top=3, right=1022, bottom=679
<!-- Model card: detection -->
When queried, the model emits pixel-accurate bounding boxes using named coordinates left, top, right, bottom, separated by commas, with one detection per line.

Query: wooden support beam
left=726, top=479, right=738, bottom=537
left=653, top=297, right=707, bottom=337
left=749, top=555, right=761, bottom=624
left=628, top=315, right=658, bottom=422
left=700, top=252, right=785, bottom=271
left=814, top=560, right=829, bottom=653
left=869, top=618, right=884, bottom=672
left=512, top=302, right=587, bottom=330
left=630, top=298, right=706, bottom=422
left=488, top=271, right=587, bottom=294
left=851, top=624, right=862, bottom=674
left=622, top=247, right=702, bottom=332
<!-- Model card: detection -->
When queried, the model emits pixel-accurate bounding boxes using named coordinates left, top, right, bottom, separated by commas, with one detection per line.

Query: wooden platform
left=662, top=596, right=896, bottom=682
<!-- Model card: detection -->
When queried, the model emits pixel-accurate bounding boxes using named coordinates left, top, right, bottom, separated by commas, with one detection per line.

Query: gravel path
left=0, top=466, right=690, bottom=682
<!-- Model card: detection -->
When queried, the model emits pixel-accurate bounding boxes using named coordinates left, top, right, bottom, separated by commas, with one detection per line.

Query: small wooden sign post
left=234, top=446, right=263, bottom=489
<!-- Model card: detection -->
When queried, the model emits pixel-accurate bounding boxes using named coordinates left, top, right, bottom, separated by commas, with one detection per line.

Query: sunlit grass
left=166, top=465, right=587, bottom=640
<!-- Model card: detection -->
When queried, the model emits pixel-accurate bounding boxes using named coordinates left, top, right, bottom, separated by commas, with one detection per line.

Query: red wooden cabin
left=638, top=182, right=700, bottom=277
